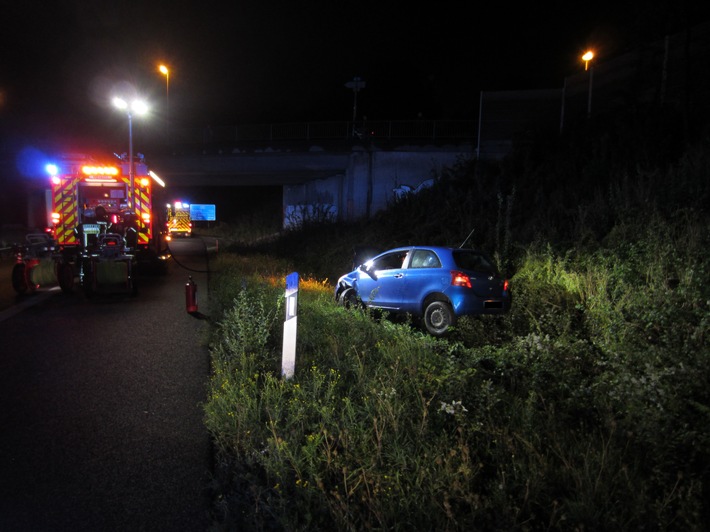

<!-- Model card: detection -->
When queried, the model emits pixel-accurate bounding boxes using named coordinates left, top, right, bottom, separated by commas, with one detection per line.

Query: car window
left=409, top=249, right=441, bottom=269
left=371, top=250, right=409, bottom=271
left=452, top=250, right=497, bottom=273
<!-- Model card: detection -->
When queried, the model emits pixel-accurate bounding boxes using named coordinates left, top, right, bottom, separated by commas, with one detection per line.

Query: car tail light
left=451, top=270, right=472, bottom=288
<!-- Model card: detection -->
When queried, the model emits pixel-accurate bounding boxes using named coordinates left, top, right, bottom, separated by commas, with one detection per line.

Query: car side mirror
left=360, top=263, right=377, bottom=280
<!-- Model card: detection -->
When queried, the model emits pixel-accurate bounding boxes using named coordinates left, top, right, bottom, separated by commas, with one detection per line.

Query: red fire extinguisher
left=186, top=275, right=198, bottom=313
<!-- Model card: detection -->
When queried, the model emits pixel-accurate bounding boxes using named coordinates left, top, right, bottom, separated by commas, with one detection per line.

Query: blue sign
left=189, top=204, right=216, bottom=221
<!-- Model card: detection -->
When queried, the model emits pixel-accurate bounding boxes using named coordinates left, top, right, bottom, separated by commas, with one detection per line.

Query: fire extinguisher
left=186, top=275, right=198, bottom=313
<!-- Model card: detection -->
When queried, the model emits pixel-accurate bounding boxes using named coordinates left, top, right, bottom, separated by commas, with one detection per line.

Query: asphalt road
left=0, top=237, right=215, bottom=531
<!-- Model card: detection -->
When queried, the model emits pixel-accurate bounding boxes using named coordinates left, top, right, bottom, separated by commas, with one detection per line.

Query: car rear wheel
left=423, top=300, right=455, bottom=336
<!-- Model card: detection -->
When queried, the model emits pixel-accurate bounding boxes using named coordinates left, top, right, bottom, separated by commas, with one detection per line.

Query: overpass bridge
left=153, top=150, right=353, bottom=187
left=155, top=118, right=475, bottom=186
left=149, top=119, right=476, bottom=225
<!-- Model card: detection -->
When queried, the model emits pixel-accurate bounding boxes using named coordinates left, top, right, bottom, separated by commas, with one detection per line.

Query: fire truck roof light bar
left=82, top=165, right=119, bottom=176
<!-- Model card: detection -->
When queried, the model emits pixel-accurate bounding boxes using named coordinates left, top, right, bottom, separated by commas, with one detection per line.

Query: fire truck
left=166, top=200, right=192, bottom=238
left=12, top=152, right=169, bottom=296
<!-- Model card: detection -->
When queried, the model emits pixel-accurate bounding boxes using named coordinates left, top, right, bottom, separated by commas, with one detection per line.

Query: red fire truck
left=12, top=152, right=169, bottom=296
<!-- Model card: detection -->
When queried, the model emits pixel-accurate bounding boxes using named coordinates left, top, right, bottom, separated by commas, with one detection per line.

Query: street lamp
left=582, top=50, right=594, bottom=118
left=582, top=50, right=594, bottom=70
left=345, top=76, right=366, bottom=138
left=112, top=96, right=148, bottom=208
left=158, top=64, right=170, bottom=143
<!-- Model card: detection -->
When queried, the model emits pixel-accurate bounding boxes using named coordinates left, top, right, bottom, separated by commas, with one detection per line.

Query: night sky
left=1, top=1, right=709, bottom=147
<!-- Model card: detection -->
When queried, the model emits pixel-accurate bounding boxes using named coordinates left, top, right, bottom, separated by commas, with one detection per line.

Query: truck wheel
left=82, top=270, right=95, bottom=299
left=58, top=263, right=75, bottom=293
left=12, top=263, right=28, bottom=294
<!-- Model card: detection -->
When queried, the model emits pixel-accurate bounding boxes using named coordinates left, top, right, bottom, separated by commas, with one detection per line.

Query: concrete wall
left=283, top=146, right=471, bottom=227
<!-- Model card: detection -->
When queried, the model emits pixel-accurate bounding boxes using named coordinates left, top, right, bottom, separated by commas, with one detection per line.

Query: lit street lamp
left=582, top=50, right=594, bottom=118
left=582, top=50, right=594, bottom=70
left=112, top=96, right=148, bottom=208
left=159, top=64, right=170, bottom=143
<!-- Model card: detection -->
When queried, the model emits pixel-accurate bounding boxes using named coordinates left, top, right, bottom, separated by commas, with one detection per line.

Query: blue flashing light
left=46, top=164, right=59, bottom=176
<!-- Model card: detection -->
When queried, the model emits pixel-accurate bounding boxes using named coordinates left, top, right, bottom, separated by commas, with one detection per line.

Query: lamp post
left=582, top=50, right=594, bottom=118
left=112, top=97, right=148, bottom=209
left=345, top=76, right=366, bottom=138
left=159, top=64, right=170, bottom=144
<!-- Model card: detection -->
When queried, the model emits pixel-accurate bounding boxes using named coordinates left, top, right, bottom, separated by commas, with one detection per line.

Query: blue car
left=335, top=246, right=511, bottom=336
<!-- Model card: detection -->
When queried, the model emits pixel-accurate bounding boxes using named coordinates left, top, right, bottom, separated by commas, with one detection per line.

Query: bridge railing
left=172, top=120, right=476, bottom=145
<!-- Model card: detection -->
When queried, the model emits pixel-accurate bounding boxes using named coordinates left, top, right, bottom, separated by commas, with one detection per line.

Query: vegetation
left=202, top=105, right=709, bottom=530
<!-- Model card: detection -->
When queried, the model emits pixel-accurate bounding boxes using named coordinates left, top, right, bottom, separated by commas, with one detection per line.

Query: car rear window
left=452, top=250, right=498, bottom=274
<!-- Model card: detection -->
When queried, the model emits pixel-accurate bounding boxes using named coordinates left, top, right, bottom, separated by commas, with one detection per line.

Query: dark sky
left=1, top=0, right=708, bottom=146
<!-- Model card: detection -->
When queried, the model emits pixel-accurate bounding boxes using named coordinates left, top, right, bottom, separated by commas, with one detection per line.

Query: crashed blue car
left=335, top=246, right=511, bottom=336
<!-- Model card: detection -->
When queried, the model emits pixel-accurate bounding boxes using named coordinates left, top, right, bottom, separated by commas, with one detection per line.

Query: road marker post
left=281, top=272, right=299, bottom=379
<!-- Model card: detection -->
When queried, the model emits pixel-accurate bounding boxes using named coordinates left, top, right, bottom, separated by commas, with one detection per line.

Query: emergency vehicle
left=166, top=201, right=192, bottom=238
left=12, top=152, right=168, bottom=296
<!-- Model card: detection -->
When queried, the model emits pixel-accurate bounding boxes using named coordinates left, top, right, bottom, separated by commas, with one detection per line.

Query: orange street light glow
left=582, top=50, right=594, bottom=70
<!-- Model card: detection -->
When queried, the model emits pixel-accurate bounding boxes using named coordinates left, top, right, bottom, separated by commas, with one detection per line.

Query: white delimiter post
left=281, top=272, right=299, bottom=379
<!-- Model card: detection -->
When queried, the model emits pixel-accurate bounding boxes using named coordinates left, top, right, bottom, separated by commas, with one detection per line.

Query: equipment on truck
left=11, top=232, right=58, bottom=294
left=12, top=152, right=168, bottom=296
left=166, top=201, right=192, bottom=238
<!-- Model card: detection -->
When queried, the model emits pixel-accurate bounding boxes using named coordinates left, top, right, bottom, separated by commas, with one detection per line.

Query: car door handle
left=394, top=273, right=404, bottom=279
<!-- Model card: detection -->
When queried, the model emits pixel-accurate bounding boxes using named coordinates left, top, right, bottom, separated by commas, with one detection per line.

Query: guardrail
left=171, top=120, right=476, bottom=145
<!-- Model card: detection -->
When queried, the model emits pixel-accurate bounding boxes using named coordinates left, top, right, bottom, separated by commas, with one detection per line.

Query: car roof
left=379, top=246, right=478, bottom=253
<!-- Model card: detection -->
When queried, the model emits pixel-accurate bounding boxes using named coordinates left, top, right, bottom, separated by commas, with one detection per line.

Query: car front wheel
left=338, top=288, right=360, bottom=309
left=423, top=300, right=455, bottom=336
